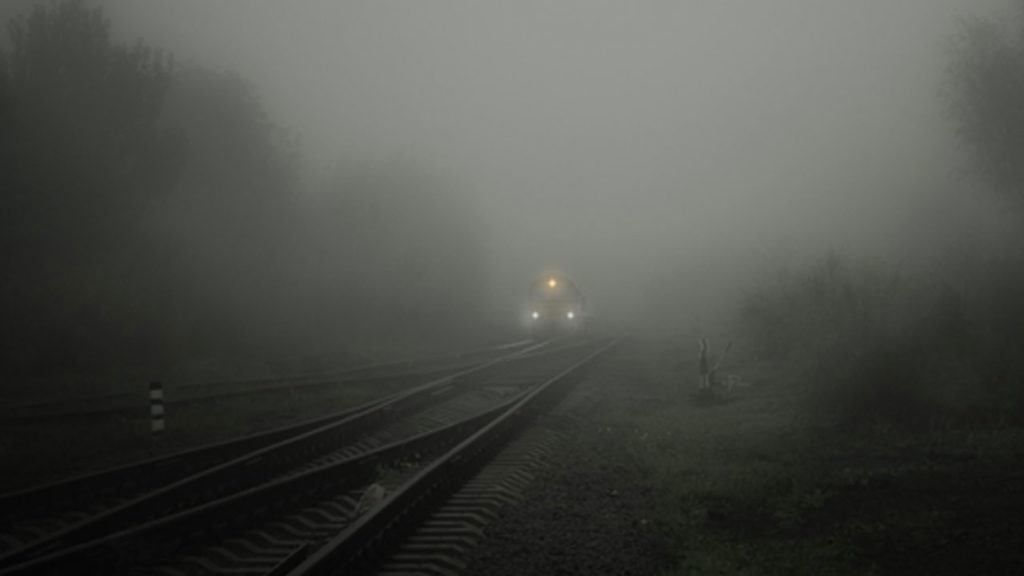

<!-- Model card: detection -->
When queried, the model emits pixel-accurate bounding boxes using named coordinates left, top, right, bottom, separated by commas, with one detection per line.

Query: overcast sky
left=4, top=0, right=1014, bottom=326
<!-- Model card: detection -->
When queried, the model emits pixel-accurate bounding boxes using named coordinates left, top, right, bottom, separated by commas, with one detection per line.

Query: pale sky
left=3, top=0, right=1014, bottom=326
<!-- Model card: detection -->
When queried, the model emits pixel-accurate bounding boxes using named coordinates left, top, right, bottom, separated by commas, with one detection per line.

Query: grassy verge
left=602, top=341, right=1024, bottom=575
left=614, top=245, right=1024, bottom=574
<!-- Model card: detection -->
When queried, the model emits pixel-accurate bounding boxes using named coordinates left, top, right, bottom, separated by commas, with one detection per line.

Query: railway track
left=0, top=340, right=542, bottom=568
left=0, top=338, right=617, bottom=575
left=291, top=339, right=618, bottom=575
left=374, top=376, right=605, bottom=575
left=0, top=340, right=536, bottom=424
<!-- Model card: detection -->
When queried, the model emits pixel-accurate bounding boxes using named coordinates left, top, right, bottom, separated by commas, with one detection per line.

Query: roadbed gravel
left=463, top=344, right=677, bottom=575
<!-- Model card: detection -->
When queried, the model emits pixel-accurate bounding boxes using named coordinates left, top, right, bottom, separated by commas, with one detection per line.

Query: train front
left=526, top=274, right=586, bottom=338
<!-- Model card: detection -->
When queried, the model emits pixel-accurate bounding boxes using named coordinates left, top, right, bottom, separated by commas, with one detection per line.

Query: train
left=526, top=273, right=587, bottom=337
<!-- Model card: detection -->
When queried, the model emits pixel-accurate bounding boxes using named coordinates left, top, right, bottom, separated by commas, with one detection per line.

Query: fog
left=6, top=5, right=1024, bottom=570
left=88, top=1, right=1012, bottom=322
left=2, top=0, right=1022, bottom=377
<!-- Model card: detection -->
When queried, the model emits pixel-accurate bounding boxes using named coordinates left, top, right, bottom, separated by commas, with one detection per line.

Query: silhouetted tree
left=151, top=66, right=301, bottom=361
left=946, top=5, right=1024, bottom=202
left=0, top=1, right=482, bottom=382
left=0, top=0, right=180, bottom=377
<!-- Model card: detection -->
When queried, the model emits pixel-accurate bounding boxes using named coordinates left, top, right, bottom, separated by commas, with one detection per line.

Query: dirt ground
left=464, top=338, right=1024, bottom=575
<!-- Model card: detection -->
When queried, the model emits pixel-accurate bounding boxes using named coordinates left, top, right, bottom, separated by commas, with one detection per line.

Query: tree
left=1, top=0, right=178, bottom=210
left=150, top=66, right=301, bottom=361
left=945, top=5, right=1024, bottom=202
left=0, top=0, right=180, bottom=377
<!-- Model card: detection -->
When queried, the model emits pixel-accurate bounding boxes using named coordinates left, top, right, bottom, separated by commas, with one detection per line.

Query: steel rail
left=0, top=340, right=537, bottom=423
left=0, top=340, right=598, bottom=575
left=0, top=339, right=543, bottom=517
left=0, top=388, right=394, bottom=517
left=0, top=378, right=551, bottom=575
left=0, top=340, right=551, bottom=570
left=170, top=339, right=537, bottom=403
left=291, top=338, right=621, bottom=575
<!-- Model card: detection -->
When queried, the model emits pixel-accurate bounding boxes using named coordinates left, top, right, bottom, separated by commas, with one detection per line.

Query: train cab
left=526, top=274, right=586, bottom=337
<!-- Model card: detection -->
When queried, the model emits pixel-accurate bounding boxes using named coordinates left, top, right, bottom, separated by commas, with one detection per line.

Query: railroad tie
left=376, top=426, right=571, bottom=576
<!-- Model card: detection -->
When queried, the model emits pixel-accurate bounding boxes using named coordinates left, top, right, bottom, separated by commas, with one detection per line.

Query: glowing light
left=531, top=311, right=540, bottom=319
left=548, top=278, right=558, bottom=288
left=567, top=311, right=575, bottom=319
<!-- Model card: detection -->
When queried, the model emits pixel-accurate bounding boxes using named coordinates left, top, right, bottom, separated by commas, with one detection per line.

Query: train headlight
left=567, top=311, right=575, bottom=319
left=531, top=311, right=540, bottom=320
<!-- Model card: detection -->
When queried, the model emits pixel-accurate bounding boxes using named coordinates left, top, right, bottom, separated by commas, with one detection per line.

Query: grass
left=740, top=252, right=1024, bottom=429
left=627, top=253, right=1024, bottom=573
left=588, top=338, right=1024, bottom=575
left=523, top=254, right=1024, bottom=573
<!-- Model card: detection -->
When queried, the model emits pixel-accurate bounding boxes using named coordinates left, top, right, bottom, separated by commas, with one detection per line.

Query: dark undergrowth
left=740, top=251, right=1024, bottom=431
left=629, top=252, right=1024, bottom=574
left=607, top=341, right=1024, bottom=575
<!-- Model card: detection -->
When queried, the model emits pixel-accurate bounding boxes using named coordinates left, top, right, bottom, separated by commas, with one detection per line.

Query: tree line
left=733, top=3, right=1024, bottom=427
left=0, top=1, right=485, bottom=386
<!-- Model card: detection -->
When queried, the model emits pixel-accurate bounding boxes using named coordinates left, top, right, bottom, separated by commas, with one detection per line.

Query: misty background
left=87, top=0, right=1018, bottom=312
left=3, top=0, right=1023, bottom=399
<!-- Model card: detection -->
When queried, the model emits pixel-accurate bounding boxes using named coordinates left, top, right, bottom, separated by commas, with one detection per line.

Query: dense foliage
left=0, top=1, right=181, bottom=377
left=0, top=1, right=486, bottom=385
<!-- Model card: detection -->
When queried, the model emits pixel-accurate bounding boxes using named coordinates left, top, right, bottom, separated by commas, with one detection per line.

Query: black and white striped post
left=149, top=381, right=165, bottom=435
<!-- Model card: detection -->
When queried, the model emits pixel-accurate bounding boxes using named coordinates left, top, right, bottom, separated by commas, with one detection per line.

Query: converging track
left=0, top=341, right=540, bottom=567
left=0, top=340, right=537, bottom=424
left=0, top=337, right=619, bottom=575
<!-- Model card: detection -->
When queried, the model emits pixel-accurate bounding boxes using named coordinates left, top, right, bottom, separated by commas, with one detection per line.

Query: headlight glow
left=531, top=311, right=539, bottom=319
left=567, top=311, right=575, bottom=319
